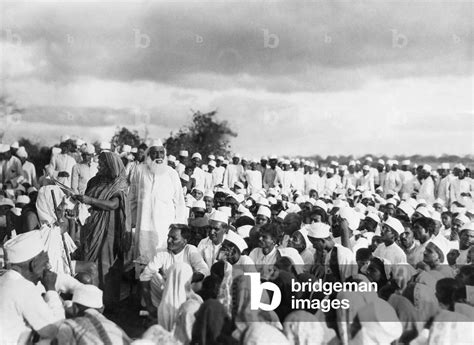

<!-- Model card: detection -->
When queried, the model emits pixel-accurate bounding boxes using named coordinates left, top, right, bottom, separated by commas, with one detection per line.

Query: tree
left=165, top=110, right=237, bottom=159
left=110, top=127, right=144, bottom=151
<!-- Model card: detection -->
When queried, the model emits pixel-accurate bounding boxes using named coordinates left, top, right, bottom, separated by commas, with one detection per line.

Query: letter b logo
left=244, top=272, right=281, bottom=311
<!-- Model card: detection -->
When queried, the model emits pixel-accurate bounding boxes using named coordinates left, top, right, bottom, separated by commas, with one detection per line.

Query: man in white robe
left=212, top=156, right=226, bottom=187
left=383, top=160, right=402, bottom=197
left=1, top=144, right=24, bottom=186
left=418, top=165, right=435, bottom=204
left=130, top=141, right=187, bottom=263
left=223, top=154, right=244, bottom=188
left=244, top=159, right=263, bottom=194
left=17, top=146, right=37, bottom=187
left=50, top=142, right=77, bottom=188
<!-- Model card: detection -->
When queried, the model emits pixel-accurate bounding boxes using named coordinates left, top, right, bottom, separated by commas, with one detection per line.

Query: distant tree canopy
left=110, top=127, right=143, bottom=151
left=164, top=110, right=237, bottom=159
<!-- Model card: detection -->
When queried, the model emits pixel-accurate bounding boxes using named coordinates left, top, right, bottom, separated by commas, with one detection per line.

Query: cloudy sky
left=1, top=0, right=473, bottom=157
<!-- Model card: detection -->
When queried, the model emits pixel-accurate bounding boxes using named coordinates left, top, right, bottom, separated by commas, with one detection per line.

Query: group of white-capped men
left=0, top=135, right=474, bottom=345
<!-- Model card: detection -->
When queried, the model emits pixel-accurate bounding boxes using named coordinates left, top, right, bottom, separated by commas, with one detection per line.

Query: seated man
left=139, top=224, right=209, bottom=313
left=217, top=229, right=256, bottom=276
left=198, top=210, right=229, bottom=270
left=0, top=231, right=65, bottom=344
left=53, top=285, right=131, bottom=344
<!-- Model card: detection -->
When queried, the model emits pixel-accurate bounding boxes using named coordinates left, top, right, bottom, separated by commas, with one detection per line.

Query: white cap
left=397, top=202, right=414, bottom=218
left=225, top=230, right=248, bottom=253
left=130, top=147, right=138, bottom=153
left=179, top=150, right=189, bottom=157
left=377, top=159, right=385, bottom=165
left=278, top=247, right=305, bottom=268
left=180, top=174, right=189, bottom=182
left=11, top=141, right=19, bottom=149
left=16, top=195, right=30, bottom=205
left=0, top=198, right=14, bottom=207
left=455, top=214, right=470, bottom=225
left=441, top=163, right=450, bottom=170
left=314, top=200, right=328, bottom=212
left=384, top=216, right=405, bottom=235
left=0, top=144, right=10, bottom=153
left=237, top=225, right=253, bottom=238
left=216, top=155, right=224, bottom=161
left=234, top=181, right=244, bottom=190
left=338, top=207, right=360, bottom=231
left=401, top=160, right=410, bottom=166
left=210, top=210, right=229, bottom=224
left=121, top=144, right=131, bottom=153
left=149, top=139, right=163, bottom=147
left=208, top=154, right=215, bottom=160
left=277, top=211, right=288, bottom=220
left=430, top=211, right=442, bottom=223
left=460, top=222, right=474, bottom=232
left=233, top=153, right=241, bottom=159
left=422, top=164, right=432, bottom=172
left=168, top=155, right=176, bottom=163
left=257, top=206, right=271, bottom=219
left=366, top=212, right=381, bottom=224
left=27, top=186, right=38, bottom=194
left=100, top=142, right=111, bottom=151
left=192, top=200, right=206, bottom=209
left=362, top=165, right=370, bottom=171
left=4, top=230, right=43, bottom=263
left=192, top=152, right=202, bottom=160
left=75, top=139, right=85, bottom=146
left=73, top=285, right=103, bottom=309
left=386, top=198, right=398, bottom=207
left=60, top=135, right=70, bottom=143
left=51, top=147, right=61, bottom=155
left=208, top=160, right=216, bottom=168
left=307, top=223, right=331, bottom=239
left=81, top=143, right=95, bottom=155
left=16, top=146, right=27, bottom=158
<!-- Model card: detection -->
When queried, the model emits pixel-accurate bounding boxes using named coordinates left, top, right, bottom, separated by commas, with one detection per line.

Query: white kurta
left=22, top=161, right=37, bottom=187
left=292, top=170, right=305, bottom=193
left=383, top=170, right=402, bottom=196
left=130, top=164, right=187, bottom=262
left=50, top=153, right=77, bottom=187
left=245, top=169, right=263, bottom=194
left=212, top=166, right=225, bottom=187
left=223, top=164, right=244, bottom=188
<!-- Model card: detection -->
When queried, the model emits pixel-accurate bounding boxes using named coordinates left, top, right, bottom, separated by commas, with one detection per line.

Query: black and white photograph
left=0, top=1, right=473, bottom=344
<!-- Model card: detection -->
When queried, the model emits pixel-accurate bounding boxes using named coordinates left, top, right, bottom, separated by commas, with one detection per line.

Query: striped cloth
left=54, top=309, right=131, bottom=345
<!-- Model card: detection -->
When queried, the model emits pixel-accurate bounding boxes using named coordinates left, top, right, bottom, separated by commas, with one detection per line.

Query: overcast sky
left=2, top=0, right=473, bottom=157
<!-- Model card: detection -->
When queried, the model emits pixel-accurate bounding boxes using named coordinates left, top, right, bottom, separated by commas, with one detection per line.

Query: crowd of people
left=0, top=135, right=473, bottom=345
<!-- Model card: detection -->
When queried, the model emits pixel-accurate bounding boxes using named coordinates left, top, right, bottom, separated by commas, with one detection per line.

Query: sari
left=81, top=152, right=131, bottom=307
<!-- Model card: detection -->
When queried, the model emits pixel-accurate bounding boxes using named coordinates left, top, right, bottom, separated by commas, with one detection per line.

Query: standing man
left=436, top=163, right=452, bottom=205
left=304, top=163, right=319, bottom=195
left=71, top=144, right=98, bottom=195
left=176, top=150, right=188, bottom=177
left=418, top=165, right=435, bottom=204
left=400, top=160, right=415, bottom=196
left=244, top=159, right=263, bottom=194
left=191, top=153, right=206, bottom=191
left=50, top=140, right=76, bottom=187
left=223, top=154, right=244, bottom=189
left=130, top=140, right=187, bottom=262
left=383, top=160, right=402, bottom=197
left=450, top=164, right=473, bottom=205
left=212, top=156, right=225, bottom=187
left=263, top=155, right=278, bottom=190
left=17, top=146, right=37, bottom=187
left=1, top=144, right=24, bottom=186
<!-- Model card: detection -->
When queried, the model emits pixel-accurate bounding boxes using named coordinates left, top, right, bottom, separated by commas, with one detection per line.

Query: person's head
left=4, top=231, right=49, bottom=284
left=258, top=223, right=280, bottom=251
left=255, top=206, right=271, bottom=227
left=366, top=257, right=388, bottom=285
left=167, top=224, right=191, bottom=254
left=363, top=216, right=379, bottom=232
left=217, top=233, right=247, bottom=265
left=384, top=203, right=396, bottom=218
left=260, top=157, right=268, bottom=167
left=413, top=217, right=434, bottom=244
left=459, top=228, right=474, bottom=250
left=381, top=223, right=399, bottom=246
left=232, top=156, right=240, bottom=165
left=356, top=248, right=372, bottom=274
left=423, top=242, right=444, bottom=268
left=309, top=189, right=318, bottom=199
left=288, top=230, right=307, bottom=253
left=203, top=195, right=214, bottom=212
left=452, top=216, right=468, bottom=233
left=208, top=219, right=228, bottom=246
left=307, top=223, right=333, bottom=252
left=135, top=143, right=147, bottom=162
left=72, top=285, right=104, bottom=316
left=192, top=153, right=202, bottom=168
left=282, top=213, right=302, bottom=236
left=441, top=211, right=452, bottom=229
left=269, top=158, right=277, bottom=169
left=191, top=188, right=204, bottom=201
left=435, top=278, right=460, bottom=310
left=400, top=227, right=415, bottom=250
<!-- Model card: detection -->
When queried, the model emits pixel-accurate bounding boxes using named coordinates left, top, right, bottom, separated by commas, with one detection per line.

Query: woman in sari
left=75, top=151, right=131, bottom=308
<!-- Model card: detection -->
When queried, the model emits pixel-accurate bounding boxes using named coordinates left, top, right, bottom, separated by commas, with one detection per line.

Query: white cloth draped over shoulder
left=130, top=164, right=187, bottom=262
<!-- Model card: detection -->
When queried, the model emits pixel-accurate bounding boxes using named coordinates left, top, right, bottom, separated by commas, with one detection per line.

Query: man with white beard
left=130, top=140, right=187, bottom=263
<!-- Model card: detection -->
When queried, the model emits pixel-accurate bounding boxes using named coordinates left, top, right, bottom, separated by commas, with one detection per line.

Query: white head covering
left=15, top=195, right=30, bottom=205
left=237, top=225, right=253, bottom=238
left=73, top=285, right=103, bottom=309
left=338, top=207, right=361, bottom=231
left=384, top=216, right=405, bottom=235
left=307, top=223, right=331, bottom=239
left=100, top=141, right=111, bottom=151
left=210, top=210, right=229, bottom=224
left=192, top=152, right=202, bottom=160
left=257, top=206, right=271, bottom=219
left=4, top=230, right=44, bottom=263
left=225, top=230, right=248, bottom=253
left=16, top=146, right=28, bottom=158
left=0, top=144, right=10, bottom=153
left=278, top=247, right=305, bottom=274
left=398, top=202, right=415, bottom=218
left=179, top=150, right=188, bottom=157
